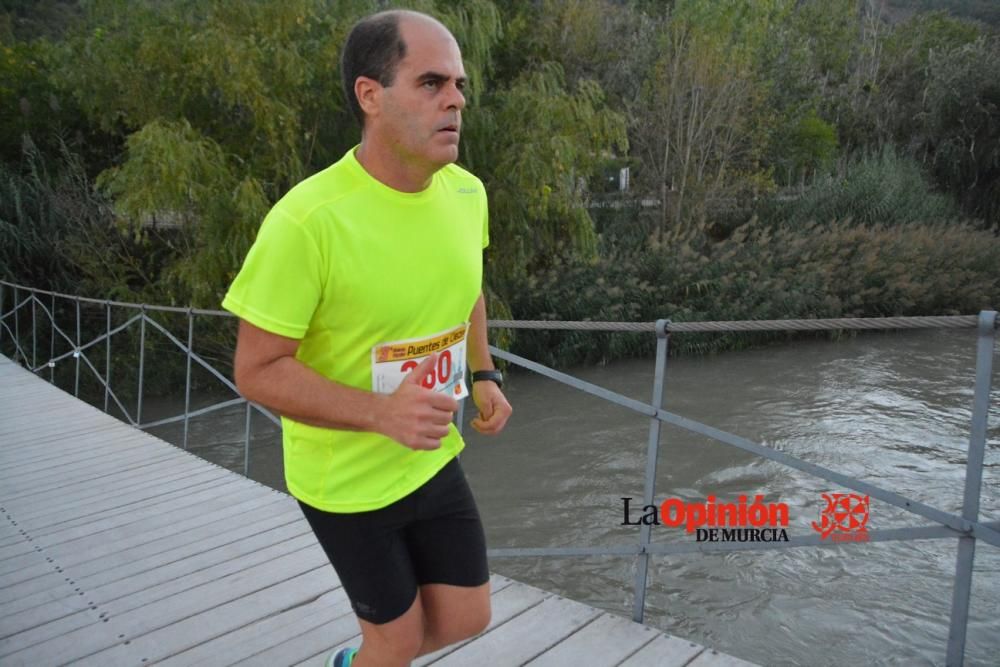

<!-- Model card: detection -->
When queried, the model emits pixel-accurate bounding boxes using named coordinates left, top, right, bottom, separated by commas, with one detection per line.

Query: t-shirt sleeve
left=221, top=209, right=323, bottom=339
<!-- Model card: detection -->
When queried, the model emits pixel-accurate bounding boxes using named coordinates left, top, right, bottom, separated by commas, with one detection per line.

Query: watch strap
left=471, top=369, right=503, bottom=389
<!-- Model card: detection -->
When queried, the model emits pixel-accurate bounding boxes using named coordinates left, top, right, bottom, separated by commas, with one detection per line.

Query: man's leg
left=352, top=593, right=424, bottom=667
left=301, top=458, right=489, bottom=666
left=351, top=580, right=489, bottom=665
left=417, top=581, right=492, bottom=655
left=298, top=499, right=425, bottom=667
left=404, top=458, right=492, bottom=656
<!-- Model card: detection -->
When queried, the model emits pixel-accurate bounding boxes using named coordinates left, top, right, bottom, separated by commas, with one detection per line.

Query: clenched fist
left=375, top=353, right=459, bottom=450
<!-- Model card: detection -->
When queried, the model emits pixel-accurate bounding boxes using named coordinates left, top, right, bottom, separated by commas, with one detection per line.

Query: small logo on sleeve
left=457, top=187, right=478, bottom=194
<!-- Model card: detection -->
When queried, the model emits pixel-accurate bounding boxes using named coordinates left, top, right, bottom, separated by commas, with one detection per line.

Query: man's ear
left=355, top=76, right=381, bottom=119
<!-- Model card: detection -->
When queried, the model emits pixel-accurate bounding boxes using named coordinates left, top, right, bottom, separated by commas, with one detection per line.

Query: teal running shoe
left=326, top=647, right=357, bottom=667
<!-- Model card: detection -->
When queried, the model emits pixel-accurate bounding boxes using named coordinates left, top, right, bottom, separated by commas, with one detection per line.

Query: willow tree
left=51, top=0, right=358, bottom=305
left=463, top=63, right=628, bottom=293
left=454, top=0, right=629, bottom=298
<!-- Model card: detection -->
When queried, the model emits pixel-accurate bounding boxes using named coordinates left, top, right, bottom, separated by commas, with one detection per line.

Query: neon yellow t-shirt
left=222, top=147, right=488, bottom=512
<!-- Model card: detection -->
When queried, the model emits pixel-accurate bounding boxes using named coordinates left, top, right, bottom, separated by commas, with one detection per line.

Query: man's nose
left=446, top=83, right=465, bottom=110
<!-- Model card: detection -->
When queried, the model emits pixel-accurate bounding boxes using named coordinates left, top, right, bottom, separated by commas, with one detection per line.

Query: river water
left=144, top=328, right=999, bottom=666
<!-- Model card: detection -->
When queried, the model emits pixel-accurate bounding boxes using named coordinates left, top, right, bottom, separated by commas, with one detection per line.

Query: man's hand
left=376, top=353, right=459, bottom=450
left=470, top=379, right=512, bottom=435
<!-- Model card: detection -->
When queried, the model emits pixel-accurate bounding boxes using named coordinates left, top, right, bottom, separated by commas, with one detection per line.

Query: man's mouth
left=437, top=123, right=459, bottom=134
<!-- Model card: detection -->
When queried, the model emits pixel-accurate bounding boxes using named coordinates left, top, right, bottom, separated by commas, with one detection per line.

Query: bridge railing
left=1, top=279, right=996, bottom=666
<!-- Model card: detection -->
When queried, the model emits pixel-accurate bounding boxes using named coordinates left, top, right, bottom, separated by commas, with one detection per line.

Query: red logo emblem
left=812, top=493, right=870, bottom=542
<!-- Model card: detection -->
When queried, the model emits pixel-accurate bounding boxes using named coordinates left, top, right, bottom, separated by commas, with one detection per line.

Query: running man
left=223, top=9, right=512, bottom=667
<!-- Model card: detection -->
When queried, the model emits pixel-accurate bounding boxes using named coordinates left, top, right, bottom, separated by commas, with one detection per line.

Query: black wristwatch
left=471, top=369, right=503, bottom=389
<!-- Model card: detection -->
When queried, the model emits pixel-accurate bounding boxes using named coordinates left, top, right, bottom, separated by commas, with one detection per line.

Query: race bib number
left=371, top=323, right=469, bottom=400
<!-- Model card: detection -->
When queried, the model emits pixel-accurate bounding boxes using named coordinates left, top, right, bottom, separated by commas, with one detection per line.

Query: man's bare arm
left=467, top=292, right=494, bottom=373
left=233, top=319, right=458, bottom=450
left=465, top=291, right=512, bottom=434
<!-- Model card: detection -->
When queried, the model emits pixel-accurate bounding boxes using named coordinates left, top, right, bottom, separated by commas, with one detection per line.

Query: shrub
left=510, top=218, right=999, bottom=365
left=760, top=147, right=960, bottom=228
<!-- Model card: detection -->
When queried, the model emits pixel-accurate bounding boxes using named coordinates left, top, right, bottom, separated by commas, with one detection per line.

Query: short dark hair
left=340, top=11, right=408, bottom=128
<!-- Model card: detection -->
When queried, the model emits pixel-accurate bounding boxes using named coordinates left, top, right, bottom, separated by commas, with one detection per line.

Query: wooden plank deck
left=0, top=356, right=758, bottom=666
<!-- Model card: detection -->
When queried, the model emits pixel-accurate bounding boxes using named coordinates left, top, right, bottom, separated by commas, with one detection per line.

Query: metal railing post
left=105, top=302, right=111, bottom=412
left=74, top=297, right=81, bottom=396
left=632, top=319, right=670, bottom=623
left=945, top=310, right=996, bottom=666
left=183, top=309, right=193, bottom=450
left=31, top=292, right=36, bottom=369
left=137, top=306, right=146, bottom=425
left=13, top=285, right=20, bottom=363
left=50, top=294, right=55, bottom=383
left=243, top=402, right=252, bottom=476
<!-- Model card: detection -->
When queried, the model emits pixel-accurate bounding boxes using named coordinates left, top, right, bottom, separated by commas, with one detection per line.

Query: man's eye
left=423, top=80, right=439, bottom=89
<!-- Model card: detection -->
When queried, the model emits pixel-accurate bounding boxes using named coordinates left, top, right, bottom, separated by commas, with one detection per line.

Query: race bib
left=371, top=323, right=469, bottom=400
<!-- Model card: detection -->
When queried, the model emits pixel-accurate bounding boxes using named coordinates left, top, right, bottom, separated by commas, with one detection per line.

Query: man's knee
left=428, top=598, right=491, bottom=644
left=465, top=602, right=491, bottom=637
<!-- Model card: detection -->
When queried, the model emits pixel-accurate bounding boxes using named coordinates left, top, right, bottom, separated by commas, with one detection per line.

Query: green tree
left=878, top=11, right=981, bottom=146
left=0, top=39, right=52, bottom=164
left=455, top=0, right=632, bottom=291
left=771, top=0, right=870, bottom=151
left=50, top=0, right=361, bottom=306
left=464, top=63, right=628, bottom=289
left=631, top=0, right=778, bottom=242
left=771, top=109, right=839, bottom=186
left=501, top=0, right=659, bottom=106
left=921, top=35, right=1000, bottom=224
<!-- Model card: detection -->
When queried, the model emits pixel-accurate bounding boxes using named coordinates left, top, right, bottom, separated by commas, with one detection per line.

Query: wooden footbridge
left=0, top=356, right=756, bottom=666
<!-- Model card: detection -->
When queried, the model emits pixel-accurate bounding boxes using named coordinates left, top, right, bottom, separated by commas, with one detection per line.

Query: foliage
left=630, top=0, right=778, bottom=242
left=2, top=0, right=998, bottom=367
left=465, top=63, right=628, bottom=288
left=769, top=109, right=839, bottom=186
left=0, top=136, right=83, bottom=289
left=95, top=119, right=269, bottom=306
left=0, top=39, right=48, bottom=163
left=0, top=37, right=97, bottom=167
left=891, top=0, right=1000, bottom=26
left=759, top=0, right=858, bottom=149
left=423, top=0, right=632, bottom=292
left=512, top=217, right=1000, bottom=364
left=0, top=0, right=80, bottom=41
left=759, top=147, right=960, bottom=228
left=921, top=35, right=1000, bottom=224
left=0, top=136, right=175, bottom=301
left=878, top=10, right=982, bottom=145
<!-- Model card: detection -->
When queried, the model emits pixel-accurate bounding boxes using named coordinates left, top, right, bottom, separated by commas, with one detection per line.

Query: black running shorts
left=298, top=456, right=490, bottom=625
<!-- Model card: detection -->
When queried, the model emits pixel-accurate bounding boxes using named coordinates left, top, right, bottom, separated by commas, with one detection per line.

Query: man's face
left=369, top=18, right=467, bottom=171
